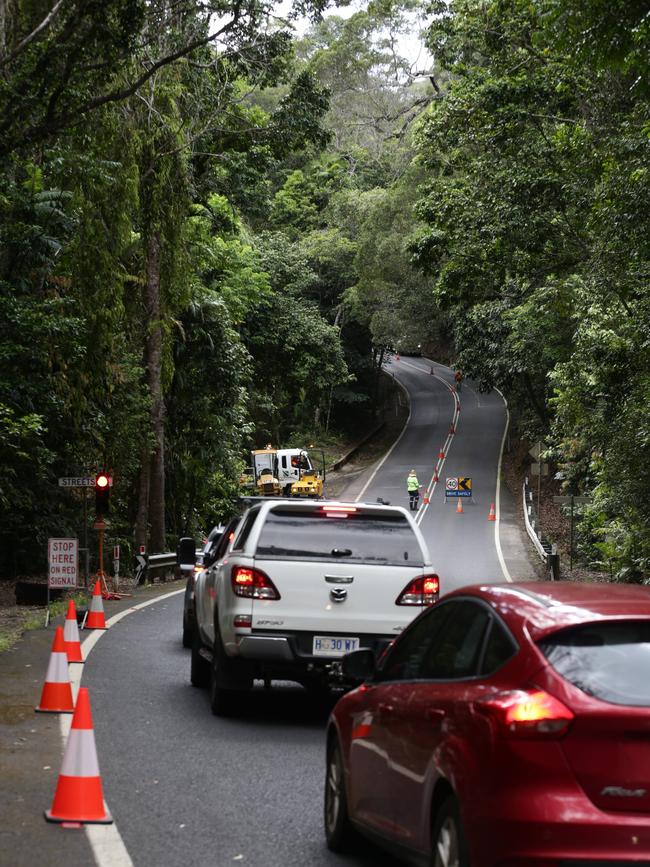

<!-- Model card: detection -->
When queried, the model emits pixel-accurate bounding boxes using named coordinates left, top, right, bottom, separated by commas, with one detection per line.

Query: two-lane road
left=31, top=357, right=535, bottom=867
left=359, top=356, right=511, bottom=589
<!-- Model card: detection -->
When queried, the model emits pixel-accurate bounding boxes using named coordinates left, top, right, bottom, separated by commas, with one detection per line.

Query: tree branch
left=0, top=0, right=66, bottom=67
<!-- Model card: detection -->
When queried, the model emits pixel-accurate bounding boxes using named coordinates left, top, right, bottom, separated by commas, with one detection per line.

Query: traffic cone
left=438, top=449, right=445, bottom=460
left=35, top=627, right=74, bottom=714
left=456, top=498, right=464, bottom=514
left=433, top=470, right=439, bottom=483
left=488, top=502, right=496, bottom=522
left=63, top=600, right=84, bottom=663
left=449, top=424, right=455, bottom=434
left=45, top=688, right=112, bottom=825
left=423, top=493, right=430, bottom=505
left=396, top=352, right=400, bottom=361
left=85, top=581, right=107, bottom=630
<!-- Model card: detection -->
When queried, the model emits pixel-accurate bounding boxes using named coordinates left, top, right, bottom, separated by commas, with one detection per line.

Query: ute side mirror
left=177, top=537, right=196, bottom=572
left=341, top=648, right=376, bottom=682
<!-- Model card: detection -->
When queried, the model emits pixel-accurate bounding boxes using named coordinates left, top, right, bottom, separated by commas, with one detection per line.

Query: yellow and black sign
left=446, top=477, right=472, bottom=498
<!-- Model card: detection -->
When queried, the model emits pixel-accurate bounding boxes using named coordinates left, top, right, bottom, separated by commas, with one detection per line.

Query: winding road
left=18, top=359, right=536, bottom=867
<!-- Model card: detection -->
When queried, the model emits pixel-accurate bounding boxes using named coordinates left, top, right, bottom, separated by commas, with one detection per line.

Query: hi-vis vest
left=407, top=475, right=419, bottom=492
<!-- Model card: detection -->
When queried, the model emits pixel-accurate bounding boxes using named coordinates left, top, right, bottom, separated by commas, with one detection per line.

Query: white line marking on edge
left=494, top=388, right=513, bottom=583
left=355, top=371, right=411, bottom=503
left=58, top=588, right=184, bottom=867
left=382, top=361, right=460, bottom=527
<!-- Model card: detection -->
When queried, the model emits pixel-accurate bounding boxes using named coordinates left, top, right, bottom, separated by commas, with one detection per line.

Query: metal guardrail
left=131, top=551, right=177, bottom=586
left=523, top=477, right=560, bottom=580
left=147, top=553, right=176, bottom=570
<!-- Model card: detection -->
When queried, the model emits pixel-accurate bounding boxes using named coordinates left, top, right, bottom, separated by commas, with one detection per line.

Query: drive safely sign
left=48, top=538, right=78, bottom=588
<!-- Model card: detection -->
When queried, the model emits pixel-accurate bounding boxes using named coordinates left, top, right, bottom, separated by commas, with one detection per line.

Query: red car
left=325, top=582, right=650, bottom=866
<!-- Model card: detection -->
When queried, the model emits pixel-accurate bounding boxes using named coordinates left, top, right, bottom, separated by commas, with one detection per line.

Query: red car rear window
left=539, top=621, right=650, bottom=706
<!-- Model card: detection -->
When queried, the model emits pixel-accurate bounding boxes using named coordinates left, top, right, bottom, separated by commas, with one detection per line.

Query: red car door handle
left=378, top=703, right=394, bottom=715
left=426, top=708, right=445, bottom=723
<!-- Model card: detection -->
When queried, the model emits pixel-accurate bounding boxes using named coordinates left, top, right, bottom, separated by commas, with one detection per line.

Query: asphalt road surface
left=364, top=356, right=510, bottom=591
left=26, top=358, right=530, bottom=867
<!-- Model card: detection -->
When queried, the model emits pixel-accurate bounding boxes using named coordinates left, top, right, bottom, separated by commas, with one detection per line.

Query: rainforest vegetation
left=1, top=0, right=649, bottom=580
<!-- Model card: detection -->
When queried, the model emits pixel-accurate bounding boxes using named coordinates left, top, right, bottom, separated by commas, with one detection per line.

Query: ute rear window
left=540, top=621, right=650, bottom=707
left=255, top=510, right=424, bottom=566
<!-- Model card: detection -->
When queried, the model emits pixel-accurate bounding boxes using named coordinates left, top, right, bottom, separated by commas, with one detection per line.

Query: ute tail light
left=231, top=566, right=281, bottom=600
left=321, top=505, right=358, bottom=518
left=478, top=687, right=574, bottom=738
left=395, top=574, right=440, bottom=606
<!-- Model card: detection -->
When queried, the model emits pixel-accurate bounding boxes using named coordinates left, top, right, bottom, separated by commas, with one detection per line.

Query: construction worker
left=407, top=470, right=420, bottom=511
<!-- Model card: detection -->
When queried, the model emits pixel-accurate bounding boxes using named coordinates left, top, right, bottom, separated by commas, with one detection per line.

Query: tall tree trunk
left=0, top=0, right=6, bottom=60
left=134, top=448, right=150, bottom=550
left=144, top=231, right=166, bottom=552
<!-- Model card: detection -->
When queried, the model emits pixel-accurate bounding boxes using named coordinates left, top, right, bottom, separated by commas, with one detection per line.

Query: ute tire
left=190, top=633, right=210, bottom=688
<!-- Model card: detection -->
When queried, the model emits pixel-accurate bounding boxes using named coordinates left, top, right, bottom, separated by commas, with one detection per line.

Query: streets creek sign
left=58, top=476, right=112, bottom=487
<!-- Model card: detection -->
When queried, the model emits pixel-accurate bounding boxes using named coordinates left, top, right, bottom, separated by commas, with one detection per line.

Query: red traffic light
left=95, top=473, right=110, bottom=517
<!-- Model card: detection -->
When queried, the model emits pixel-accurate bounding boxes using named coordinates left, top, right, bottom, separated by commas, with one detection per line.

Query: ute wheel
left=431, top=795, right=469, bottom=867
left=324, top=737, right=356, bottom=852
left=182, top=613, right=193, bottom=649
left=209, top=632, right=250, bottom=717
left=190, top=633, right=210, bottom=688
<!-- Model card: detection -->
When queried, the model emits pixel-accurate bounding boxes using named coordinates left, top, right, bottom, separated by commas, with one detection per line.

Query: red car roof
left=449, top=582, right=650, bottom=641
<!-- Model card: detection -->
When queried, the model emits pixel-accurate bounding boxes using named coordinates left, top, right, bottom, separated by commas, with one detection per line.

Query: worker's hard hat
left=409, top=469, right=416, bottom=474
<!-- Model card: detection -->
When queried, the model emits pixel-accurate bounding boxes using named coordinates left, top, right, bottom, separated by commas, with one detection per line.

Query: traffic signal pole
left=94, top=472, right=110, bottom=595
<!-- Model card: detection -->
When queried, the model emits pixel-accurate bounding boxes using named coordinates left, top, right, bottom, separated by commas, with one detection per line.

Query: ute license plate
left=313, top=636, right=360, bottom=657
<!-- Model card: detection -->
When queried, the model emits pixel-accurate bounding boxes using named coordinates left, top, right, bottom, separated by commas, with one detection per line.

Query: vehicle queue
left=182, top=501, right=650, bottom=867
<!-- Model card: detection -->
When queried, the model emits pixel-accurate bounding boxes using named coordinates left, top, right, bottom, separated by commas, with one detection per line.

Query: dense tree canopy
left=2, top=0, right=649, bottom=581
left=412, top=0, right=650, bottom=577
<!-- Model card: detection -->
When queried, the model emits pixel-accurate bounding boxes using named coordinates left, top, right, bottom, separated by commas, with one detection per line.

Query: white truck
left=190, top=498, right=438, bottom=715
left=243, top=445, right=325, bottom=497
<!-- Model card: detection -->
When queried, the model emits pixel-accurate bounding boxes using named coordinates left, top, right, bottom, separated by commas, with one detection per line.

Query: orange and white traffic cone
left=423, top=493, right=430, bottom=505
left=456, top=498, right=464, bottom=514
left=438, top=449, right=445, bottom=460
left=35, top=627, right=74, bottom=714
left=488, top=502, right=496, bottom=522
left=45, top=687, right=112, bottom=825
left=433, top=470, right=439, bottom=483
left=85, top=581, right=107, bottom=630
left=63, top=600, right=84, bottom=663
left=396, top=352, right=400, bottom=361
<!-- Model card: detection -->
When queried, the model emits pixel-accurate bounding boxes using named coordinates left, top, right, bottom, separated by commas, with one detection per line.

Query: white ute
left=191, top=499, right=439, bottom=715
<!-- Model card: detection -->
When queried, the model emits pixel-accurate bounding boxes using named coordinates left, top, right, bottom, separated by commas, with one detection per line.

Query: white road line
left=494, top=389, right=513, bottom=583
left=58, top=588, right=184, bottom=867
left=395, top=360, right=459, bottom=526
left=355, top=371, right=411, bottom=503
left=394, top=359, right=512, bottom=583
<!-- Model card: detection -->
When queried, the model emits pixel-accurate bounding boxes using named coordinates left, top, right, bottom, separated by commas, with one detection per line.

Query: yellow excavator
left=242, top=444, right=325, bottom=498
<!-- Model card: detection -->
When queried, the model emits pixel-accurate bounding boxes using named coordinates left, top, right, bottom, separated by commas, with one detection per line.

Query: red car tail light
left=231, top=566, right=281, bottom=600
left=395, top=574, right=440, bottom=606
left=478, top=688, right=574, bottom=738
